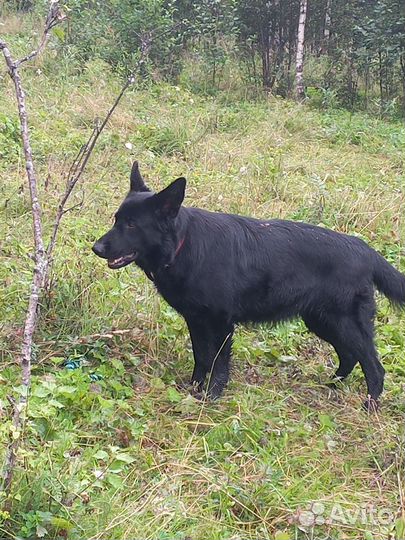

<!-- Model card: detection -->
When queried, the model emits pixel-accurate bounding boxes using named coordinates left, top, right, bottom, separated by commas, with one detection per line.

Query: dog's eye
left=127, top=220, right=136, bottom=229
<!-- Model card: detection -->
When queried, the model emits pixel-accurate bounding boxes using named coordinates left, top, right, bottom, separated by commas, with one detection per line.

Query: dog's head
left=92, top=162, right=186, bottom=270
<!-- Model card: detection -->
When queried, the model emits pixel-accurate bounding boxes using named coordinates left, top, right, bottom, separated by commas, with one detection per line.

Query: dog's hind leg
left=337, top=292, right=385, bottom=409
left=304, top=304, right=384, bottom=410
left=332, top=321, right=384, bottom=411
left=354, top=294, right=384, bottom=410
left=332, top=349, right=358, bottom=381
left=186, top=317, right=234, bottom=399
left=303, top=313, right=358, bottom=381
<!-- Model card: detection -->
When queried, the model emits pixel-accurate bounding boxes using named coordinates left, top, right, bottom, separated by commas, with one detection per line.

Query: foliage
left=355, top=0, right=405, bottom=113
left=11, top=0, right=403, bottom=116
left=58, top=0, right=183, bottom=78
left=0, top=113, right=21, bottom=161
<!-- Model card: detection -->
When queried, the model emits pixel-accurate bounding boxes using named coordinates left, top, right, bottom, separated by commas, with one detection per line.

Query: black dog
left=93, top=162, right=405, bottom=409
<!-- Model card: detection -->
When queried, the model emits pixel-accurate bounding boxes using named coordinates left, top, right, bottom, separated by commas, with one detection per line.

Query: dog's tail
left=373, top=252, right=405, bottom=306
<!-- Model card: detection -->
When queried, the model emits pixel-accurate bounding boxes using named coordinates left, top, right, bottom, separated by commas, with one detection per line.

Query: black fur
left=93, top=162, right=405, bottom=408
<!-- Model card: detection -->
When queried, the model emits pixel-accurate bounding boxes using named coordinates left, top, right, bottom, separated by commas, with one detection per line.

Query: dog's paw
left=362, top=395, right=380, bottom=414
left=190, top=389, right=205, bottom=401
left=181, top=380, right=205, bottom=400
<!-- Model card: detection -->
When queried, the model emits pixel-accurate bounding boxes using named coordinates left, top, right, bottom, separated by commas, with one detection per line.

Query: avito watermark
left=292, top=501, right=395, bottom=528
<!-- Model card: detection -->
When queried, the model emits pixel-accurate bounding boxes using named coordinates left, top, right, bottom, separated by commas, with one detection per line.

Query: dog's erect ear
left=153, top=177, right=186, bottom=218
left=130, top=161, right=150, bottom=192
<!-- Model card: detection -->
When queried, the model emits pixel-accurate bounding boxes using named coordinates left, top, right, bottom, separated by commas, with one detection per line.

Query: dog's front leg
left=186, top=318, right=211, bottom=391
left=186, top=317, right=234, bottom=399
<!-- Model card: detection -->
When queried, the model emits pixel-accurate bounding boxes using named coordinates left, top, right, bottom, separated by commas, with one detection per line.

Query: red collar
left=174, top=237, right=185, bottom=258
left=147, top=237, right=185, bottom=282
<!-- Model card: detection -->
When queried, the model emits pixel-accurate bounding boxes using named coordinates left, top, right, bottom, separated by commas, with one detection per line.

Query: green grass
left=0, top=22, right=405, bottom=540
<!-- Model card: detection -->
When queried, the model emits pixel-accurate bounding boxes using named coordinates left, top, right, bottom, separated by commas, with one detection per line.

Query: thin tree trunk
left=287, top=0, right=294, bottom=95
left=322, top=0, right=331, bottom=54
left=364, top=61, right=370, bottom=111
left=259, top=28, right=271, bottom=89
left=378, top=49, right=384, bottom=114
left=252, top=44, right=257, bottom=84
left=295, top=0, right=308, bottom=100
left=347, top=47, right=355, bottom=109
left=0, top=51, right=48, bottom=490
left=400, top=47, right=405, bottom=117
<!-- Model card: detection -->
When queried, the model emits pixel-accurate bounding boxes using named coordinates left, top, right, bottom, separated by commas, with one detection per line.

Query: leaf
left=94, top=449, right=109, bottom=460
left=32, top=385, right=51, bottom=398
left=51, top=516, right=74, bottom=531
left=151, top=377, right=165, bottom=390
left=52, top=27, right=65, bottom=41
left=57, top=385, right=76, bottom=395
left=274, top=532, right=290, bottom=540
left=174, top=394, right=199, bottom=414
left=166, top=387, right=182, bottom=403
left=107, top=474, right=123, bottom=489
left=396, top=517, right=405, bottom=539
left=49, top=356, right=65, bottom=364
left=36, top=525, right=48, bottom=538
left=111, top=358, right=125, bottom=373
left=48, top=399, right=65, bottom=409
left=318, top=413, right=335, bottom=431
left=97, top=396, right=115, bottom=410
left=15, top=384, right=29, bottom=397
left=32, top=417, right=55, bottom=440
left=279, top=355, right=296, bottom=363
left=108, top=461, right=124, bottom=473
left=114, top=452, right=136, bottom=464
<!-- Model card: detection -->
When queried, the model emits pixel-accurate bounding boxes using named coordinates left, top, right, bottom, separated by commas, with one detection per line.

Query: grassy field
left=1, top=15, right=405, bottom=540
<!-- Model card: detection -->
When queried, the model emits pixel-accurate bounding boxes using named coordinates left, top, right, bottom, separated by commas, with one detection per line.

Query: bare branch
left=0, top=1, right=64, bottom=500
left=15, top=2, right=66, bottom=68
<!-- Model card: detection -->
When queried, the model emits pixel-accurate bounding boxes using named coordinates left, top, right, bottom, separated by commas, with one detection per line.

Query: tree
left=356, top=0, right=405, bottom=114
left=295, top=0, right=308, bottom=99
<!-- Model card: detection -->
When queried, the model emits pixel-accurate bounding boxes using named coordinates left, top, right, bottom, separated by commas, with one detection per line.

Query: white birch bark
left=295, top=0, right=308, bottom=100
left=324, top=0, right=331, bottom=43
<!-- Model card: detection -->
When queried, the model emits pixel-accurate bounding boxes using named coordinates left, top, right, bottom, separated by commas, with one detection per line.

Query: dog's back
left=158, top=208, right=388, bottom=325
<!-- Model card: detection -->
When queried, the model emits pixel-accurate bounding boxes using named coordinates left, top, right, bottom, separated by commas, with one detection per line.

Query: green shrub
left=0, top=113, right=21, bottom=162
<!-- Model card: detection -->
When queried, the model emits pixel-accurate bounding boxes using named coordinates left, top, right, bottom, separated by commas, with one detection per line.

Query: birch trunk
left=295, top=0, right=308, bottom=100
left=324, top=0, right=331, bottom=46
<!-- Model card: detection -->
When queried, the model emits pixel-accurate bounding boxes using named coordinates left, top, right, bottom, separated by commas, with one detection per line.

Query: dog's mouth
left=107, top=253, right=137, bottom=269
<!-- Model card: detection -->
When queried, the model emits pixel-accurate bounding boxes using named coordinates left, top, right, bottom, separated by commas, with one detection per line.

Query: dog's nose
left=92, top=241, right=106, bottom=258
